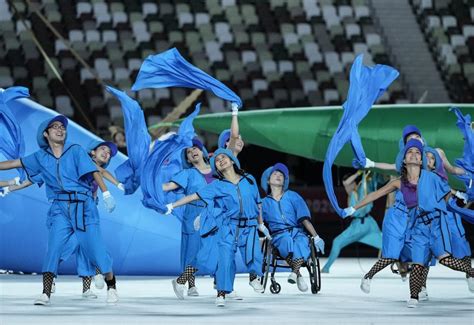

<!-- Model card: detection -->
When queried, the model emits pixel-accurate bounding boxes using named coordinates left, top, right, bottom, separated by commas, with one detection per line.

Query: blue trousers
left=216, top=223, right=263, bottom=293
left=271, top=228, right=310, bottom=260
left=322, top=216, right=382, bottom=271
left=42, top=200, right=112, bottom=275
left=60, top=235, right=96, bottom=277
left=381, top=204, right=411, bottom=259
left=180, top=231, right=201, bottom=271
left=410, top=210, right=452, bottom=266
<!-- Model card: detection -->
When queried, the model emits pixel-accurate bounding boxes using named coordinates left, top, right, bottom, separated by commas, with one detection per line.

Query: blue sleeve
left=291, top=191, right=311, bottom=223
left=170, top=169, right=189, bottom=190
left=247, top=174, right=262, bottom=204
left=197, top=181, right=220, bottom=205
left=29, top=173, right=44, bottom=187
left=74, top=145, right=98, bottom=179
left=20, top=151, right=42, bottom=182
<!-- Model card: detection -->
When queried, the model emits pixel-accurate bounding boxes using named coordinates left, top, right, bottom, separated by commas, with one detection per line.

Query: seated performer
left=261, top=163, right=325, bottom=291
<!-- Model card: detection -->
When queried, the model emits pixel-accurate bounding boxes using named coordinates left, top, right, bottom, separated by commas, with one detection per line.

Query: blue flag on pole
left=131, top=47, right=242, bottom=108
left=106, top=86, right=151, bottom=194
left=0, top=87, right=29, bottom=181
left=322, top=55, right=399, bottom=217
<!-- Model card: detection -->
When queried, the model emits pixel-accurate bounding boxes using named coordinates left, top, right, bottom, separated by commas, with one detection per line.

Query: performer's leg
left=364, top=258, right=397, bottom=279
left=322, top=223, right=362, bottom=272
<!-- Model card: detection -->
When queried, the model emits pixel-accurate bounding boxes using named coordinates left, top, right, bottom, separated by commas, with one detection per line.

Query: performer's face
left=405, top=133, right=423, bottom=145
left=269, top=170, right=285, bottom=187
left=226, top=135, right=244, bottom=154
left=186, top=146, right=203, bottom=164
left=404, top=147, right=422, bottom=165
left=44, top=122, right=66, bottom=143
left=215, top=154, right=232, bottom=172
left=426, top=152, right=435, bottom=170
left=93, top=145, right=112, bottom=166
left=114, top=132, right=126, bottom=146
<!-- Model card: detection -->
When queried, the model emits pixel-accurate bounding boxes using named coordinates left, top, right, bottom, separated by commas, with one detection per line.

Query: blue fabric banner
left=322, top=55, right=399, bottom=217
left=131, top=47, right=242, bottom=108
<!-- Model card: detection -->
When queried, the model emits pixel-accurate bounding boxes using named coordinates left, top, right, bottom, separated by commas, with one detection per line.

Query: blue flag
left=106, top=86, right=151, bottom=194
left=450, top=107, right=474, bottom=200
left=140, top=103, right=201, bottom=215
left=131, top=47, right=242, bottom=108
left=322, top=55, right=399, bottom=217
left=0, top=87, right=30, bottom=181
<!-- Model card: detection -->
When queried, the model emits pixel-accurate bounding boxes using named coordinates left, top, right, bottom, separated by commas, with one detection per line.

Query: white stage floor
left=1, top=258, right=473, bottom=324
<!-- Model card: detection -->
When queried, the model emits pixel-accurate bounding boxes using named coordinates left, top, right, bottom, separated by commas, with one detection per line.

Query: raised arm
left=436, top=148, right=466, bottom=176
left=227, top=103, right=240, bottom=156
left=353, top=179, right=400, bottom=210
left=0, top=159, right=22, bottom=170
left=343, top=170, right=362, bottom=194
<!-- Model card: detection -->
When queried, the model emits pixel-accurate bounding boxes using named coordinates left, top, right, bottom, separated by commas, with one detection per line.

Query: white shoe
left=187, top=287, right=199, bottom=297
left=215, top=296, right=225, bottom=307
left=249, top=278, right=264, bottom=293
left=296, top=276, right=308, bottom=292
left=171, top=279, right=185, bottom=300
left=227, top=291, right=243, bottom=300
left=82, top=289, right=98, bottom=299
left=106, top=288, right=119, bottom=304
left=467, top=277, right=474, bottom=293
left=360, top=277, right=371, bottom=294
left=287, top=272, right=297, bottom=284
left=34, top=293, right=50, bottom=306
left=51, top=281, right=56, bottom=294
left=418, top=287, right=428, bottom=301
left=94, top=274, right=105, bottom=290
left=407, top=298, right=418, bottom=308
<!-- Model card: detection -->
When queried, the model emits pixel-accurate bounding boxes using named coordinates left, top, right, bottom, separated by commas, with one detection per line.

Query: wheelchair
left=260, top=235, right=321, bottom=294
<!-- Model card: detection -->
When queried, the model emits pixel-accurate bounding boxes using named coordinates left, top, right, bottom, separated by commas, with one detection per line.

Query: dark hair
left=216, top=164, right=254, bottom=185
left=400, top=162, right=421, bottom=184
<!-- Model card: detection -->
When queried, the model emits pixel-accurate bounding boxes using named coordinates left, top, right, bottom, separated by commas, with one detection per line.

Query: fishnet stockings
left=177, top=266, right=198, bottom=285
left=439, top=256, right=474, bottom=277
left=42, top=272, right=55, bottom=297
left=410, top=264, right=425, bottom=300
left=82, top=276, right=92, bottom=293
left=364, top=258, right=396, bottom=279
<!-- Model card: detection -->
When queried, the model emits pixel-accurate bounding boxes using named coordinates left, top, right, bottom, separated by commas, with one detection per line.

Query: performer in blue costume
left=3, top=140, right=123, bottom=298
left=424, top=147, right=473, bottom=293
left=164, top=148, right=270, bottom=307
left=54, top=140, right=122, bottom=298
left=344, top=139, right=474, bottom=308
left=260, top=163, right=325, bottom=292
left=361, top=125, right=469, bottom=296
left=321, top=170, right=382, bottom=273
left=162, top=137, right=215, bottom=299
left=0, top=115, right=119, bottom=305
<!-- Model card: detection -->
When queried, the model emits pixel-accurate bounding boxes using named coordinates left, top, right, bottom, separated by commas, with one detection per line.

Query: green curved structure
left=188, top=104, right=474, bottom=186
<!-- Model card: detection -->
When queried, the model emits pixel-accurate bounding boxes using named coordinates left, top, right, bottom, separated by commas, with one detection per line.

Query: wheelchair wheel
left=308, top=243, right=321, bottom=294
left=260, top=238, right=273, bottom=293
left=270, top=281, right=281, bottom=294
